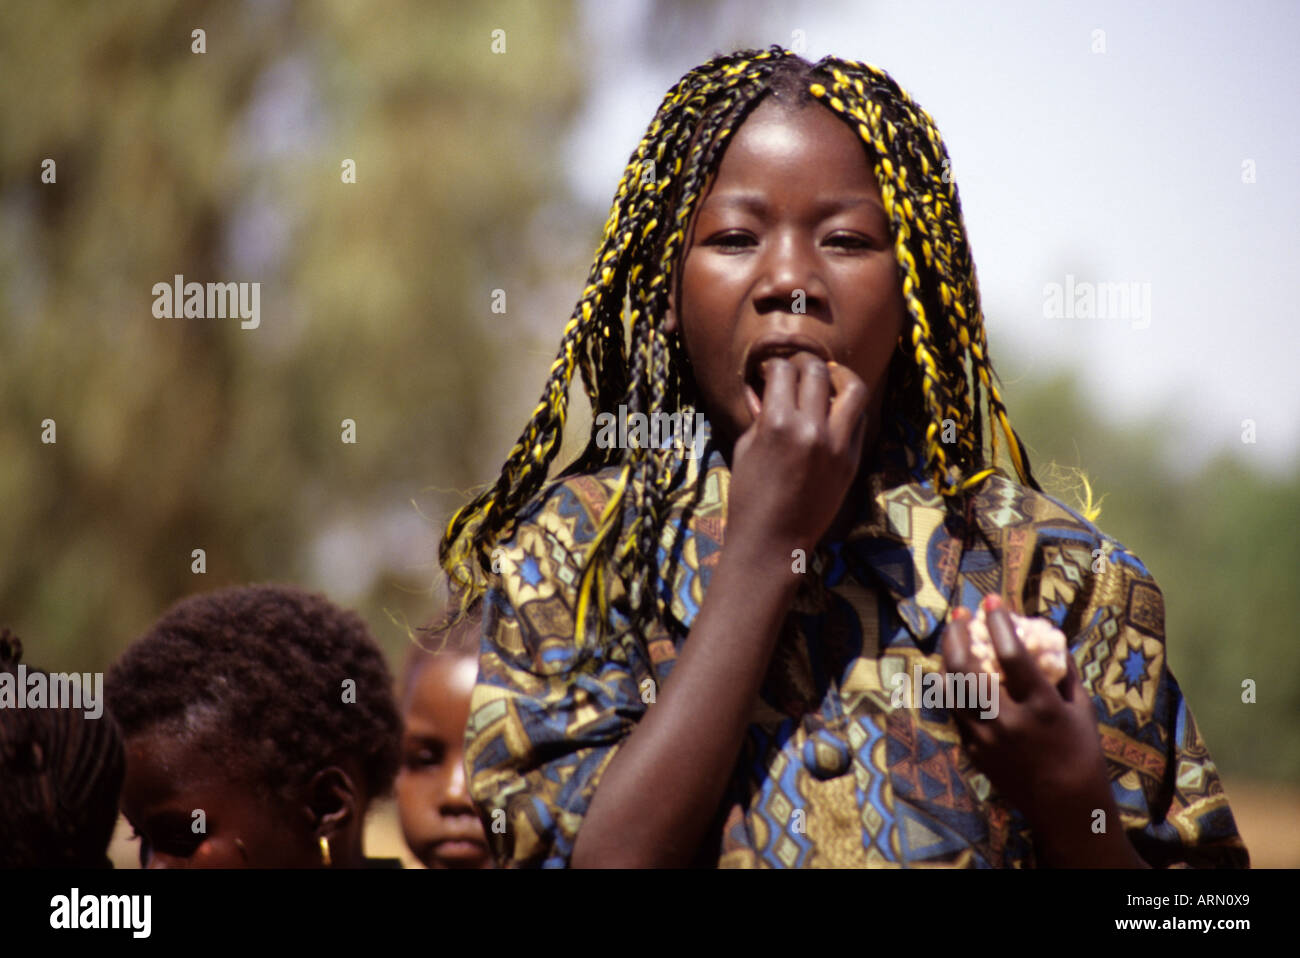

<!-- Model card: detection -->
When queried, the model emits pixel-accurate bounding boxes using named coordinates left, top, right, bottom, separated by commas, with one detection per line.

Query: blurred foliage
left=1, top=1, right=582, bottom=670
left=1, top=0, right=1295, bottom=793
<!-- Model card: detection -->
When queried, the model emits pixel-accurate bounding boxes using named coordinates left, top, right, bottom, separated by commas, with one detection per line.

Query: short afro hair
left=106, top=585, right=401, bottom=805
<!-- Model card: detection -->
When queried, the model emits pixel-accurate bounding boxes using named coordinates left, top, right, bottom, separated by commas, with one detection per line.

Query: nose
left=753, top=229, right=826, bottom=313
left=441, top=756, right=471, bottom=807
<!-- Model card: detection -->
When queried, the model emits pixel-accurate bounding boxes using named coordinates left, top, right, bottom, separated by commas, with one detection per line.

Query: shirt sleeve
left=462, top=485, right=648, bottom=868
left=1034, top=532, right=1250, bottom=868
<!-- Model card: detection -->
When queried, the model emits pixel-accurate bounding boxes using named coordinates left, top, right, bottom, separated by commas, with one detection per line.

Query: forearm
left=570, top=537, right=799, bottom=868
left=1031, top=790, right=1150, bottom=868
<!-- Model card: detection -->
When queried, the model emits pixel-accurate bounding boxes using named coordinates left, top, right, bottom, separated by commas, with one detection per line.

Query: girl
left=441, top=48, right=1248, bottom=868
left=396, top=601, right=494, bottom=869
left=106, top=585, right=403, bottom=868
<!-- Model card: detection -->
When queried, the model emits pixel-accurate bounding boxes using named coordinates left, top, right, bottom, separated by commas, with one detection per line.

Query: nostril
left=439, top=795, right=476, bottom=816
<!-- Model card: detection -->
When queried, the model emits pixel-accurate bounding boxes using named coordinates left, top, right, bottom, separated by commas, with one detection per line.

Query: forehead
left=701, top=99, right=879, bottom=201
left=121, top=725, right=249, bottom=813
left=404, top=654, right=477, bottom=723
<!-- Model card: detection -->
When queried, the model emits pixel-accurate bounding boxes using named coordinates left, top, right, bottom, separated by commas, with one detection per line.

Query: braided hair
left=0, top=629, right=125, bottom=867
left=440, top=47, right=1041, bottom=646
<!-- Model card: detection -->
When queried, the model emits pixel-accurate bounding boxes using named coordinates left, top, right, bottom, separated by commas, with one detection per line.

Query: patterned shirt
left=464, top=428, right=1249, bottom=868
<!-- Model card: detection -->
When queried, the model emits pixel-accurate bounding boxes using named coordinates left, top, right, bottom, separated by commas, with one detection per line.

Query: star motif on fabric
left=1120, top=645, right=1152, bottom=692
left=519, top=555, right=543, bottom=587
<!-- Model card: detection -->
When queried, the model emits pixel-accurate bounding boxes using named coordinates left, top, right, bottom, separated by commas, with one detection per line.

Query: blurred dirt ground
left=105, top=778, right=1300, bottom=869
left=1218, top=780, right=1300, bottom=869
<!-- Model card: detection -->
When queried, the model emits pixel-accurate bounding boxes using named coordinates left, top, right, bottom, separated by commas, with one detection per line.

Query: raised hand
left=941, top=594, right=1148, bottom=867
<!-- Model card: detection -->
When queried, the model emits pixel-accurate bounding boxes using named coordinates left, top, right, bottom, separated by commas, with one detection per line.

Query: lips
left=427, top=836, right=490, bottom=866
left=741, top=333, right=833, bottom=397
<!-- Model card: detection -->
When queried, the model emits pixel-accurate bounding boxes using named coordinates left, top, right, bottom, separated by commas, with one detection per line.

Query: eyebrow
left=700, top=192, right=884, bottom=217
left=402, top=717, right=449, bottom=740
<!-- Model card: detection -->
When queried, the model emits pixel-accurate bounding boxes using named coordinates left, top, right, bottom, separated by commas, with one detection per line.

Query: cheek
left=396, top=776, right=440, bottom=835
left=861, top=257, right=906, bottom=321
left=189, top=838, right=247, bottom=868
left=845, top=263, right=906, bottom=358
left=677, top=256, right=734, bottom=359
left=396, top=772, right=435, bottom=813
left=238, top=799, right=316, bottom=866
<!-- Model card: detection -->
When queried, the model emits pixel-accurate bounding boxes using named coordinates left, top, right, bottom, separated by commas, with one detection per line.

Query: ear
left=304, top=765, right=359, bottom=839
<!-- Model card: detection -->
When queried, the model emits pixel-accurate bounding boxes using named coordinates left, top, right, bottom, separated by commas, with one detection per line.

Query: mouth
left=741, top=333, right=834, bottom=399
left=428, top=837, right=490, bottom=864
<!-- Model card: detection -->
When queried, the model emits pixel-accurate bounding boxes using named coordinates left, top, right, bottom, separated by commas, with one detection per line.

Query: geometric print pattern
left=463, top=429, right=1250, bottom=868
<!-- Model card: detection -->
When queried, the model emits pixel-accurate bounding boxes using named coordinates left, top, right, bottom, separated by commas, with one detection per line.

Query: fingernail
left=952, top=606, right=971, bottom=623
left=982, top=594, right=1002, bottom=613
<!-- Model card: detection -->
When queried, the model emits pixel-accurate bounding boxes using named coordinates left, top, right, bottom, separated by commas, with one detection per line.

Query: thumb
left=1058, top=648, right=1095, bottom=715
left=826, top=362, right=870, bottom=459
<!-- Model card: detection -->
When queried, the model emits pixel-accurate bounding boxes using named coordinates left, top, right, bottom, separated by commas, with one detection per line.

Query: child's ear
left=305, top=765, right=359, bottom=837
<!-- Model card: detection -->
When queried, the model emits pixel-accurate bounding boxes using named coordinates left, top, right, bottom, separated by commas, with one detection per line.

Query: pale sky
left=563, top=0, right=1300, bottom=477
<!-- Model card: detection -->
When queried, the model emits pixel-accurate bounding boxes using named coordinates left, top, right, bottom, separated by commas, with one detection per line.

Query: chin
left=425, top=852, right=493, bottom=870
left=422, top=842, right=493, bottom=870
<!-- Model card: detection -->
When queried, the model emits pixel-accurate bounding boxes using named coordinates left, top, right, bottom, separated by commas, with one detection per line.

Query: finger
left=1055, top=645, right=1081, bottom=700
left=942, top=609, right=994, bottom=725
left=744, top=383, right=762, bottom=420
left=760, top=356, right=797, bottom=420
left=826, top=362, right=869, bottom=458
left=1059, top=651, right=1097, bottom=724
left=792, top=351, right=831, bottom=418
left=983, top=595, right=1043, bottom=702
left=941, top=607, right=975, bottom=674
left=955, top=715, right=995, bottom=766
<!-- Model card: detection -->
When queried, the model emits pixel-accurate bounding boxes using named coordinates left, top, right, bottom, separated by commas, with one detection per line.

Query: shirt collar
left=655, top=417, right=971, bottom=647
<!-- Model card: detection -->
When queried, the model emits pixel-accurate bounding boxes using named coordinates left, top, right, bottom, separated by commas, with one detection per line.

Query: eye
left=704, top=230, right=756, bottom=251
left=152, top=831, right=203, bottom=858
left=405, top=739, right=446, bottom=770
left=147, top=825, right=203, bottom=859
left=132, top=823, right=202, bottom=863
left=824, top=232, right=873, bottom=250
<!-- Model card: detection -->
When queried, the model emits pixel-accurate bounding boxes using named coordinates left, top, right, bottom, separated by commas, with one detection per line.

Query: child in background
left=0, top=629, right=125, bottom=868
left=106, top=585, right=403, bottom=868
left=396, top=599, right=493, bottom=869
left=440, top=48, right=1248, bottom=868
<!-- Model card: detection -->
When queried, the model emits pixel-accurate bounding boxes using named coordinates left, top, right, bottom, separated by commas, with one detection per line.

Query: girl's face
left=395, top=654, right=492, bottom=869
left=121, top=728, right=321, bottom=868
left=669, top=97, right=906, bottom=451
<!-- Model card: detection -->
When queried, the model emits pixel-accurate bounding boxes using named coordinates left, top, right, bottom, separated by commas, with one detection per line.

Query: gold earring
left=319, top=835, right=332, bottom=867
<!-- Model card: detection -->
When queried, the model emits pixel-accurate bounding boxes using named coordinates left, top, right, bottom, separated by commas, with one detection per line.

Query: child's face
left=395, top=654, right=492, bottom=869
left=670, top=98, right=906, bottom=450
left=120, top=728, right=318, bottom=868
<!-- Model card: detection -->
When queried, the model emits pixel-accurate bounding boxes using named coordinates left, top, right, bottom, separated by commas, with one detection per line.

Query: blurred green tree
left=0, top=1, right=581, bottom=668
